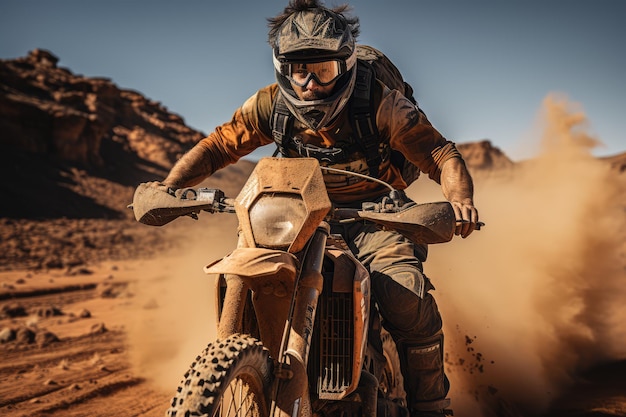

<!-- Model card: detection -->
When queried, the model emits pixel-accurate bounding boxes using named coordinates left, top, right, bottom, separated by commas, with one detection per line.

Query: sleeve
left=376, top=87, right=462, bottom=183
left=194, top=84, right=278, bottom=173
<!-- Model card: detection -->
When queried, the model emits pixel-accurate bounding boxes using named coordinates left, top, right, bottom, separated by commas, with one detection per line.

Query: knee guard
left=380, top=263, right=429, bottom=299
left=371, top=264, right=440, bottom=338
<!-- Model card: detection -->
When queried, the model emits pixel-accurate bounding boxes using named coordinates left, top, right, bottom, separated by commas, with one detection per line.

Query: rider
left=151, top=0, right=478, bottom=415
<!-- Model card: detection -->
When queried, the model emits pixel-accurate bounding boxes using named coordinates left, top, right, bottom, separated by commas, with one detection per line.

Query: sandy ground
left=0, top=223, right=234, bottom=417
left=0, top=260, right=171, bottom=417
left=0, top=211, right=235, bottom=417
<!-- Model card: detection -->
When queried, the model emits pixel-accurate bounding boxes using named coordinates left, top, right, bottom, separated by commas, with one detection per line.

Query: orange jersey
left=195, top=81, right=461, bottom=203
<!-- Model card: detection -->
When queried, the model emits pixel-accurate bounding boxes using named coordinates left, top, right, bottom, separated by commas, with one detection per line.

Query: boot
left=397, top=332, right=453, bottom=416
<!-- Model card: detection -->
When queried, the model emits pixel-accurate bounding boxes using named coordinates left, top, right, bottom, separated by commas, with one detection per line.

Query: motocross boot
left=400, top=332, right=453, bottom=417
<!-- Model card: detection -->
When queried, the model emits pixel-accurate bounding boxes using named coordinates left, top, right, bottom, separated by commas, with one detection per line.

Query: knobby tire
left=166, top=333, right=273, bottom=417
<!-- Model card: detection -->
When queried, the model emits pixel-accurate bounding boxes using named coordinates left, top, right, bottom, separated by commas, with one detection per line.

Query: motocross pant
left=330, top=220, right=451, bottom=413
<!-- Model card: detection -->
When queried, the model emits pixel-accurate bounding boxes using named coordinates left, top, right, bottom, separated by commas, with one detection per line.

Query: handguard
left=357, top=202, right=457, bottom=245
left=131, top=183, right=227, bottom=226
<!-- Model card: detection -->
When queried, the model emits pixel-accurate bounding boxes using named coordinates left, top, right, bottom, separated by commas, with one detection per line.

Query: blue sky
left=1, top=0, right=624, bottom=161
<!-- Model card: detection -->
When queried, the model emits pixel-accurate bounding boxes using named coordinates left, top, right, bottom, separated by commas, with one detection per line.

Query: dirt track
left=0, top=261, right=170, bottom=417
left=0, top=208, right=245, bottom=417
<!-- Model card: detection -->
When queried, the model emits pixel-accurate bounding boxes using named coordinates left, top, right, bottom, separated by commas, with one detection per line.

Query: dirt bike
left=131, top=157, right=479, bottom=417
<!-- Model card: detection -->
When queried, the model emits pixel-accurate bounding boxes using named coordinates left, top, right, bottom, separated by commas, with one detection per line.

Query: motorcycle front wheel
left=166, top=333, right=273, bottom=417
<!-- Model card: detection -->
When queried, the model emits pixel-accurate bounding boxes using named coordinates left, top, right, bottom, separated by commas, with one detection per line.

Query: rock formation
left=456, top=140, right=515, bottom=172
left=0, top=48, right=203, bottom=169
left=0, top=49, right=207, bottom=219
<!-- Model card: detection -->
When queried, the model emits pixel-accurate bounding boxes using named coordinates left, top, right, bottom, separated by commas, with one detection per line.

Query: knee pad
left=379, top=263, right=428, bottom=299
left=371, top=264, right=442, bottom=338
left=371, top=264, right=440, bottom=335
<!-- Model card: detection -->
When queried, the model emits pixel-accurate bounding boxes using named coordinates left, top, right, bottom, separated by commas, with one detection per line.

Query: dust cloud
left=412, top=94, right=626, bottom=416
left=124, top=216, right=238, bottom=394
left=125, top=94, right=624, bottom=415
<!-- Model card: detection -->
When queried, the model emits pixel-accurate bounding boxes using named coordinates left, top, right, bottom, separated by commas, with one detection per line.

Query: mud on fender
left=204, top=247, right=298, bottom=278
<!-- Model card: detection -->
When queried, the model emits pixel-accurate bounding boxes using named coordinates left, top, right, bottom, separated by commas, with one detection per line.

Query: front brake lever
left=455, top=220, right=486, bottom=231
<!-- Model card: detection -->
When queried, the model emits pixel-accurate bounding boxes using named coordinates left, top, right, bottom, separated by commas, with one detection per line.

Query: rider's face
left=290, top=78, right=336, bottom=101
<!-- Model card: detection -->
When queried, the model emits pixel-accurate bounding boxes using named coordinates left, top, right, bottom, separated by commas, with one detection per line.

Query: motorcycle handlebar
left=133, top=184, right=484, bottom=238
left=185, top=189, right=483, bottom=230
left=179, top=187, right=235, bottom=213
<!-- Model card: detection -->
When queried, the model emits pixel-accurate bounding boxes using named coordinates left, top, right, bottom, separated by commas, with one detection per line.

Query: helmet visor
left=282, top=60, right=345, bottom=87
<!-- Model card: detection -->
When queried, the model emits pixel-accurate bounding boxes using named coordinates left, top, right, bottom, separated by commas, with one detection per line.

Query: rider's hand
left=450, top=199, right=479, bottom=238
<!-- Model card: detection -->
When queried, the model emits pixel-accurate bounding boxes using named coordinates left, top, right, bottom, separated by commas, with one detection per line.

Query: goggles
left=274, top=52, right=357, bottom=87
left=285, top=60, right=344, bottom=87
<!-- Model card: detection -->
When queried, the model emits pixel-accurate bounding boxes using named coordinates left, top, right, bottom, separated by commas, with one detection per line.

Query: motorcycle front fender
left=204, top=247, right=298, bottom=278
left=209, top=247, right=299, bottom=343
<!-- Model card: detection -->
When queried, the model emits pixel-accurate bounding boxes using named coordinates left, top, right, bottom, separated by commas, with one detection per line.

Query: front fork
left=271, top=222, right=330, bottom=417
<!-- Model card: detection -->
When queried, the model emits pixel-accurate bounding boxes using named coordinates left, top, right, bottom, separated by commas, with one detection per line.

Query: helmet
left=272, top=6, right=357, bottom=131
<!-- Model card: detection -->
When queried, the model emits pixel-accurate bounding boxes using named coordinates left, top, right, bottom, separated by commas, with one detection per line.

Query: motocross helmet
left=272, top=6, right=357, bottom=131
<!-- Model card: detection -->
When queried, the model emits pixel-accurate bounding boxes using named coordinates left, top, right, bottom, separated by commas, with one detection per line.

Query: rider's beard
left=299, top=89, right=331, bottom=100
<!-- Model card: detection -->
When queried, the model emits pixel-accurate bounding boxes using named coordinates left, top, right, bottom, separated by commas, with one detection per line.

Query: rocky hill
left=602, top=151, right=626, bottom=173
left=456, top=139, right=515, bottom=172
left=0, top=50, right=256, bottom=270
left=0, top=49, right=209, bottom=220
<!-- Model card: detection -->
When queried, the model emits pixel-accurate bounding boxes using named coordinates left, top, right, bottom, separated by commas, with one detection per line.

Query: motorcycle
left=131, top=157, right=478, bottom=417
